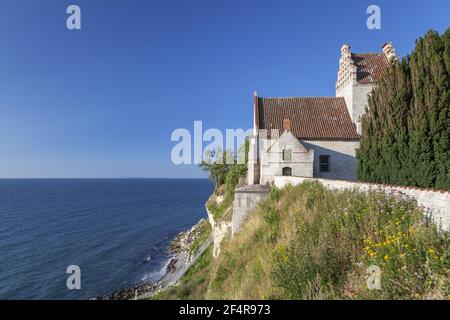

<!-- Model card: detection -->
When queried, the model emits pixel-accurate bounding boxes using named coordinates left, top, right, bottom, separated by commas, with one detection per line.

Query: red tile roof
left=352, top=53, right=389, bottom=84
left=257, top=97, right=360, bottom=140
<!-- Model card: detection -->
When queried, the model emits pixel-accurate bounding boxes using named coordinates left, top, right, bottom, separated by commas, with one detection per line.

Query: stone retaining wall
left=232, top=184, right=270, bottom=236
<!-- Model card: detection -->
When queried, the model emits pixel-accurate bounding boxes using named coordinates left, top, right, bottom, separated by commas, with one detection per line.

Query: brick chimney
left=382, top=42, right=397, bottom=61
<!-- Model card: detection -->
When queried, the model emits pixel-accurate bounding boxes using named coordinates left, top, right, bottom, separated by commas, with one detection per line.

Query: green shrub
left=270, top=185, right=281, bottom=201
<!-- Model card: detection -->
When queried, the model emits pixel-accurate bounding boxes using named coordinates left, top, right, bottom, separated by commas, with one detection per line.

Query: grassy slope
left=156, top=182, right=450, bottom=300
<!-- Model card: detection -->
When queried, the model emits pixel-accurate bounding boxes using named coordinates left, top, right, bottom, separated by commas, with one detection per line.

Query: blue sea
left=0, top=179, right=212, bottom=300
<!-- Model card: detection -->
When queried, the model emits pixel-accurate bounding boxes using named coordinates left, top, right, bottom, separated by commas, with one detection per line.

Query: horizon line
left=0, top=177, right=209, bottom=180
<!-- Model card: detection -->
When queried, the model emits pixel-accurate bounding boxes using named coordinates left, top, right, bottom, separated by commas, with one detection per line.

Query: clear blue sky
left=0, top=0, right=448, bottom=178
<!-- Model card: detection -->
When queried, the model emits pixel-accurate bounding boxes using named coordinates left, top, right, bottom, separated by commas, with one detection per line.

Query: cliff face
left=205, top=195, right=232, bottom=258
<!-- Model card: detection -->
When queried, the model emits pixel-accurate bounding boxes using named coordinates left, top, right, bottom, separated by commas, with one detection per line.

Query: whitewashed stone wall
left=247, top=134, right=260, bottom=185
left=336, top=81, right=354, bottom=121
left=259, top=132, right=314, bottom=185
left=351, top=83, right=374, bottom=123
left=274, top=176, right=450, bottom=231
left=249, top=135, right=359, bottom=184
left=303, top=140, right=360, bottom=180
left=337, top=80, right=374, bottom=125
left=232, top=185, right=270, bottom=236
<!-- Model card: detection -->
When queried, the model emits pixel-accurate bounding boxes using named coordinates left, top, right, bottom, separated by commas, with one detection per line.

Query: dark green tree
left=357, top=28, right=450, bottom=189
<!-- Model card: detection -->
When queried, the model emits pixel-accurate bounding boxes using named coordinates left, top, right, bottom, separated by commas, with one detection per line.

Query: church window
left=319, top=155, right=330, bottom=172
left=282, top=167, right=292, bottom=176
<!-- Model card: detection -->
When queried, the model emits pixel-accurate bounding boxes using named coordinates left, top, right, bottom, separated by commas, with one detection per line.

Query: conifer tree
left=357, top=28, right=449, bottom=189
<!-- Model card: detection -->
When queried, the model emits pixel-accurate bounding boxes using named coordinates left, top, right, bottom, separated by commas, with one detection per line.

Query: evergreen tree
left=357, top=28, right=450, bottom=189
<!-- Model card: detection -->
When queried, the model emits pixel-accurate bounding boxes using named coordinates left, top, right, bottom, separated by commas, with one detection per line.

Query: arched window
left=282, top=167, right=292, bottom=176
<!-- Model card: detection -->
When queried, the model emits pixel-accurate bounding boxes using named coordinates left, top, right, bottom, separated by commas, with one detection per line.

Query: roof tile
left=352, top=53, right=389, bottom=84
left=258, top=97, right=360, bottom=140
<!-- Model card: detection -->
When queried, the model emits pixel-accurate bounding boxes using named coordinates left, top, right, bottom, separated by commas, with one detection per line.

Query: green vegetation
left=357, top=28, right=450, bottom=189
left=157, top=182, right=450, bottom=300
left=189, top=219, right=212, bottom=255
left=202, top=140, right=249, bottom=220
left=206, top=194, right=233, bottom=221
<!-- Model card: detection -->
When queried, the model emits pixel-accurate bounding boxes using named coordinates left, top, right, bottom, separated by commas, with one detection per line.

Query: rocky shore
left=97, top=218, right=209, bottom=300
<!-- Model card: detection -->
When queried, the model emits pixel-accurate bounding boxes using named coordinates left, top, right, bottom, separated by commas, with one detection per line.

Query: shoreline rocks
left=168, top=218, right=207, bottom=255
left=97, top=218, right=208, bottom=300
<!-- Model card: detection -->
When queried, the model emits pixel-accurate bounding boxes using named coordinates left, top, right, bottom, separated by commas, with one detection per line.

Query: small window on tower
left=319, top=155, right=330, bottom=172
left=283, top=149, right=292, bottom=161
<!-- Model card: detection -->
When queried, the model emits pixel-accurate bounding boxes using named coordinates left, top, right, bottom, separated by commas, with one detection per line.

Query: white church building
left=247, top=42, right=397, bottom=185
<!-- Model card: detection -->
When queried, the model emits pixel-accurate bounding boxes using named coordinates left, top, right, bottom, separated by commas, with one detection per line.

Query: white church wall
left=336, top=82, right=353, bottom=120
left=337, top=80, right=374, bottom=124
left=247, top=134, right=259, bottom=185
left=259, top=134, right=314, bottom=185
left=302, top=140, right=360, bottom=180
left=352, top=83, right=374, bottom=123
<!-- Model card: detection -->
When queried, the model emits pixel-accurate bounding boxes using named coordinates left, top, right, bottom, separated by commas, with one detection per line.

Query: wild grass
left=157, top=182, right=450, bottom=300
